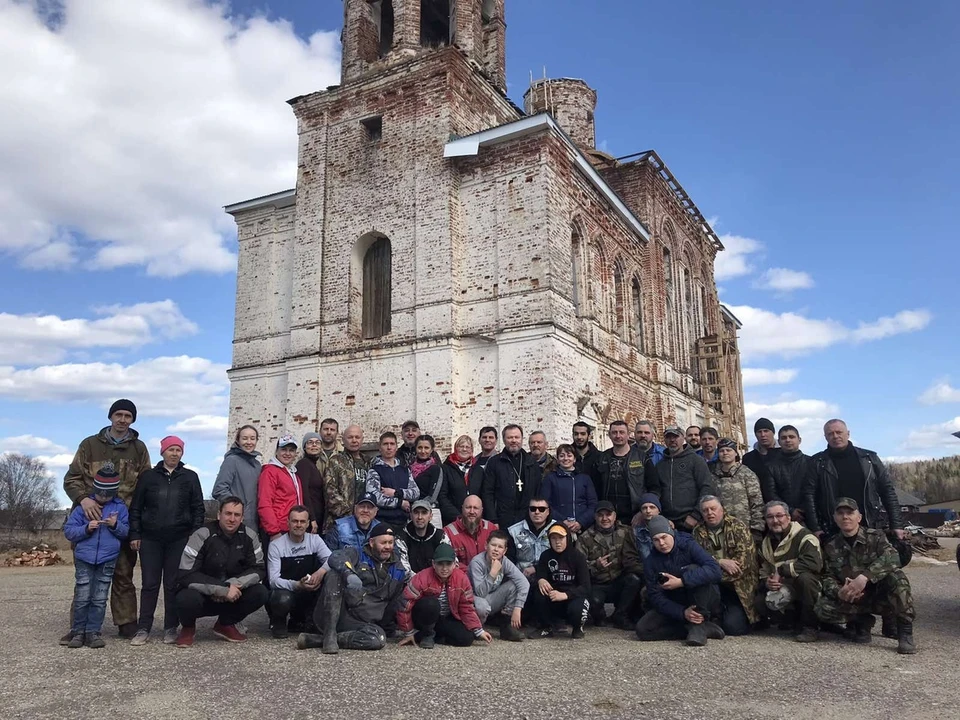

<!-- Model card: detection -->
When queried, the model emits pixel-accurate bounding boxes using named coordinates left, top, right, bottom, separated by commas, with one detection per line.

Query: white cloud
left=0, top=434, right=68, bottom=455
left=745, top=398, right=840, bottom=443
left=0, top=0, right=340, bottom=276
left=754, top=268, right=814, bottom=292
left=727, top=304, right=932, bottom=359
left=741, top=368, right=799, bottom=387
left=0, top=300, right=198, bottom=365
left=901, top=417, right=960, bottom=451
left=0, top=355, right=229, bottom=417
left=714, top=234, right=763, bottom=281
left=166, top=414, right=229, bottom=442
left=918, top=381, right=960, bottom=405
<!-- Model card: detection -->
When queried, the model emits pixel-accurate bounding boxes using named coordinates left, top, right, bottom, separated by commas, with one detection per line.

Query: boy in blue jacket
left=63, top=464, right=129, bottom=648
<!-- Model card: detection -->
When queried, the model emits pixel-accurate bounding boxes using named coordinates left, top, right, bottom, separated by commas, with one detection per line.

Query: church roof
left=444, top=113, right=651, bottom=243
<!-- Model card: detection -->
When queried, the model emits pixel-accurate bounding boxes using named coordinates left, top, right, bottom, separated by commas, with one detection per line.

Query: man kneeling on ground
left=396, top=544, right=493, bottom=649
left=266, top=505, right=331, bottom=638
left=468, top=530, right=527, bottom=641
left=692, top=495, right=759, bottom=635
left=579, top=501, right=643, bottom=629
left=174, top=496, right=267, bottom=648
left=757, top=500, right=822, bottom=643
left=815, top=498, right=917, bottom=654
left=298, top=524, right=410, bottom=654
left=635, top=515, right=724, bottom=647
left=528, top=524, right=591, bottom=639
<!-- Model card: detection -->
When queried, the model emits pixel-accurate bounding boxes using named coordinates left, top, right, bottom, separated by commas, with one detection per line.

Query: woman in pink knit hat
left=128, top=435, right=204, bottom=646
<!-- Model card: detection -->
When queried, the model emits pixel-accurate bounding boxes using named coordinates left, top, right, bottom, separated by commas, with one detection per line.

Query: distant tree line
left=888, top=455, right=960, bottom=504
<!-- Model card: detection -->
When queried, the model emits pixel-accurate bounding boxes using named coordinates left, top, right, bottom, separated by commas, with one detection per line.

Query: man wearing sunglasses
left=506, top=498, right=558, bottom=583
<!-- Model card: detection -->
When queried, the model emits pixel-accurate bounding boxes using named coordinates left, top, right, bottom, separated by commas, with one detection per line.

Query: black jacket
left=764, top=450, right=815, bottom=515
left=481, top=449, right=542, bottom=530
left=399, top=521, right=446, bottom=574
left=646, top=446, right=716, bottom=525
left=129, top=462, right=205, bottom=542
left=594, top=445, right=652, bottom=516
left=438, top=457, right=475, bottom=527
left=574, top=442, right=602, bottom=484
left=177, top=521, right=265, bottom=592
left=743, top=447, right=780, bottom=498
left=807, top=445, right=902, bottom=533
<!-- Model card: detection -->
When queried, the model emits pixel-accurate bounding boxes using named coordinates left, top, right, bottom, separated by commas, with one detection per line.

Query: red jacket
left=257, top=461, right=305, bottom=536
left=443, top=517, right=498, bottom=566
left=396, top=566, right=482, bottom=635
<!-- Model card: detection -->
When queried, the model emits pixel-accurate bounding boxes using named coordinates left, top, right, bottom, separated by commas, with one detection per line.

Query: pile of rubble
left=928, top=519, right=960, bottom=538
left=3, top=543, right=62, bottom=567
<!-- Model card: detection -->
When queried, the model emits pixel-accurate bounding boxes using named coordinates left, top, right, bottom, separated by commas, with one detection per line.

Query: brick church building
left=224, top=0, right=747, bottom=452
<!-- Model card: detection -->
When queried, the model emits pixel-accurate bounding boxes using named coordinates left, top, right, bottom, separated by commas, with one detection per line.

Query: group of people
left=60, top=400, right=917, bottom=656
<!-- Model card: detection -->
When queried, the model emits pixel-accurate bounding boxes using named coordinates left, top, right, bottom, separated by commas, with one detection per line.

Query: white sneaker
left=162, top=628, right=178, bottom=645
left=130, top=630, right=149, bottom=646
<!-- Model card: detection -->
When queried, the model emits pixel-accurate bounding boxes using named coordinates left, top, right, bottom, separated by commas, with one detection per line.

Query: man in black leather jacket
left=806, top=419, right=903, bottom=540
left=765, top=425, right=816, bottom=525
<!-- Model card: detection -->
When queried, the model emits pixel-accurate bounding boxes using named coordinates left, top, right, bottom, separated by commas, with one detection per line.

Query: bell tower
left=340, top=0, right=506, bottom=91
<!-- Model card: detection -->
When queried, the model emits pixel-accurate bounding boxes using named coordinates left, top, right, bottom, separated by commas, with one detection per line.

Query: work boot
left=881, top=614, right=897, bottom=639
left=117, top=622, right=137, bottom=639
left=795, top=627, right=818, bottom=643
left=86, top=632, right=106, bottom=649
left=703, top=621, right=726, bottom=640
left=684, top=623, right=708, bottom=647
left=848, top=615, right=875, bottom=644
left=67, top=633, right=85, bottom=649
left=59, top=630, right=75, bottom=646
left=337, top=626, right=387, bottom=651
left=296, top=632, right=324, bottom=650
left=500, top=622, right=523, bottom=642
left=896, top=620, right=917, bottom=655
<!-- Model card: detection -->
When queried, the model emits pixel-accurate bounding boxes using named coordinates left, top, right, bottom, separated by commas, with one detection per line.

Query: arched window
left=362, top=236, right=392, bottom=338
left=662, top=247, right=674, bottom=358
left=375, top=0, right=395, bottom=58
left=482, top=0, right=495, bottom=23
left=589, top=242, right=607, bottom=327
left=631, top=277, right=644, bottom=352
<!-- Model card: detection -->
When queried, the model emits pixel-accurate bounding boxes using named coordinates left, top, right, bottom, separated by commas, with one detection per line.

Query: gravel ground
left=1, top=558, right=957, bottom=720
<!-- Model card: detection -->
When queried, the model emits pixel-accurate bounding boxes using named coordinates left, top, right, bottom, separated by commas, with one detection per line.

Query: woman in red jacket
left=258, top=433, right=308, bottom=542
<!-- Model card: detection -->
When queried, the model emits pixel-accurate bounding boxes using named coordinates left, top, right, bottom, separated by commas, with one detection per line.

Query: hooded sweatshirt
left=212, top=444, right=263, bottom=531
left=535, top=543, right=591, bottom=599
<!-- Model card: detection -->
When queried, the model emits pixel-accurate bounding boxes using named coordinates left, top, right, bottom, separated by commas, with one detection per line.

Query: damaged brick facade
left=225, top=0, right=747, bottom=454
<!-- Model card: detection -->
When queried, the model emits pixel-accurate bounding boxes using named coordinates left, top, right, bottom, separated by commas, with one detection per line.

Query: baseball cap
left=277, top=432, right=298, bottom=449
left=595, top=501, right=616, bottom=514
left=411, top=499, right=432, bottom=513
left=663, top=426, right=683, bottom=437
left=355, top=492, right=377, bottom=507
left=547, top=523, right=568, bottom=537
left=432, top=544, right=456, bottom=563
left=834, top=497, right=859, bottom=512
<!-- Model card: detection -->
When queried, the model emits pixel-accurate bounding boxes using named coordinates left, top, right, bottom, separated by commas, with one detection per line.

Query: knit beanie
left=638, top=493, right=662, bottom=511
left=93, top=462, right=121, bottom=496
left=108, top=398, right=137, bottom=423
left=302, top=432, right=321, bottom=448
left=647, top=515, right=674, bottom=538
left=754, top=417, right=775, bottom=434
left=160, top=435, right=184, bottom=454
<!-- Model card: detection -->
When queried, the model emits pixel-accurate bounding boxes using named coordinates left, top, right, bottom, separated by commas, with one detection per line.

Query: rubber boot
left=296, top=632, right=324, bottom=650
left=703, top=621, right=726, bottom=640
left=896, top=620, right=917, bottom=655
left=316, top=572, right=343, bottom=654
left=881, top=613, right=896, bottom=639
left=685, top=623, right=708, bottom=647
left=338, top=625, right=386, bottom=651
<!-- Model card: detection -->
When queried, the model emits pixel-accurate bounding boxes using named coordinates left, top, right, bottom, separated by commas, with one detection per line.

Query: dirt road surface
left=0, top=558, right=957, bottom=720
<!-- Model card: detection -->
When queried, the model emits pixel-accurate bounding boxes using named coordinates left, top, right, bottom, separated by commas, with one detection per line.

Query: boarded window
left=362, top=237, right=392, bottom=338
left=421, top=0, right=453, bottom=47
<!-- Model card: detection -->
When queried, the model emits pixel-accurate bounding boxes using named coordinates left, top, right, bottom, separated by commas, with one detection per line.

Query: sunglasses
left=529, top=506, right=549, bottom=512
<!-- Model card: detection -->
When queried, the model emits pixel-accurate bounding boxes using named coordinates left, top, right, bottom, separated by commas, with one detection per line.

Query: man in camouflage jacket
left=693, top=496, right=759, bottom=634
left=322, top=425, right=371, bottom=533
left=815, top=498, right=916, bottom=654
left=578, top=501, right=643, bottom=628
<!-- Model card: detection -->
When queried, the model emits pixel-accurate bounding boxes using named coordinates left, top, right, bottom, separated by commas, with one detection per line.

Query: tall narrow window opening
left=632, top=277, right=645, bottom=352
left=362, top=236, right=392, bottom=338
left=421, top=0, right=453, bottom=47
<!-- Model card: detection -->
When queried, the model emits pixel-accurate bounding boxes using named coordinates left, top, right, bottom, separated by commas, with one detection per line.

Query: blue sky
left=1, top=0, right=958, bottom=505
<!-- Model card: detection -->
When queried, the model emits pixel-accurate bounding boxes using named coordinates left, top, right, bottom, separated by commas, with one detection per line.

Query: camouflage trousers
left=814, top=570, right=915, bottom=625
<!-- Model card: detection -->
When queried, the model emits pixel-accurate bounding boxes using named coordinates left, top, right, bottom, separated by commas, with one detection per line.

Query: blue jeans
left=72, top=559, right=117, bottom=634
